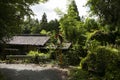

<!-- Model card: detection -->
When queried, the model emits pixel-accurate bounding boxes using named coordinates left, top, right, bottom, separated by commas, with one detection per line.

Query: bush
left=27, top=51, right=50, bottom=63
left=80, top=46, right=120, bottom=79
left=69, top=69, right=89, bottom=80
left=63, top=44, right=87, bottom=66
left=28, top=51, right=50, bottom=58
left=96, top=46, right=120, bottom=77
left=64, top=50, right=81, bottom=66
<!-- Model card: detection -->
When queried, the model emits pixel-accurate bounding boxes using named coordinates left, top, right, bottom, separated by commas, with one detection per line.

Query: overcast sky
left=31, top=0, right=88, bottom=21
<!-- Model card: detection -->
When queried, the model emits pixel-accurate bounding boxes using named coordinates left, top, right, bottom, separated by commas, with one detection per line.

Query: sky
left=31, top=0, right=88, bottom=21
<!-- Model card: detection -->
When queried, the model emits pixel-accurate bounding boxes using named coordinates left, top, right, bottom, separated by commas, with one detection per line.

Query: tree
left=21, top=18, right=40, bottom=34
left=67, top=0, right=80, bottom=21
left=84, top=18, right=99, bottom=32
left=31, top=19, right=40, bottom=34
left=0, top=0, right=47, bottom=55
left=0, top=0, right=47, bottom=44
left=86, top=0, right=120, bottom=30
left=59, top=0, right=84, bottom=44
left=40, top=12, right=48, bottom=31
left=47, top=19, right=60, bottom=32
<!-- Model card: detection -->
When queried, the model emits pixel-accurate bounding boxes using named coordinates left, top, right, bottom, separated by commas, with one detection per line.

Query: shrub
left=69, top=69, right=89, bottom=80
left=63, top=44, right=87, bottom=66
left=64, top=50, right=81, bottom=66
left=27, top=51, right=50, bottom=63
left=96, top=46, right=120, bottom=77
left=80, top=46, right=120, bottom=79
left=28, top=51, right=50, bottom=58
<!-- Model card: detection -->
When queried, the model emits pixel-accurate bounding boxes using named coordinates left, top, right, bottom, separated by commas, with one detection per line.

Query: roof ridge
left=15, top=34, right=48, bottom=36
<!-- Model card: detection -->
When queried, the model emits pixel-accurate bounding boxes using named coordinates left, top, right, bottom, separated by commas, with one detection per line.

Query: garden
left=1, top=0, right=120, bottom=80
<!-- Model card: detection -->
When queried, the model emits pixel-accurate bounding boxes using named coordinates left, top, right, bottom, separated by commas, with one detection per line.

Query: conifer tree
left=67, top=0, right=80, bottom=21
left=40, top=12, right=48, bottom=31
left=59, top=0, right=84, bottom=44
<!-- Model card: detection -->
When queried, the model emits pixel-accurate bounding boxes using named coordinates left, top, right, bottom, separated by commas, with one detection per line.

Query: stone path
left=0, top=63, right=68, bottom=80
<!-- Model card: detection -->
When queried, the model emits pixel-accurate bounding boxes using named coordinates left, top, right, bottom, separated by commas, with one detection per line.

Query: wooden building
left=5, top=35, right=50, bottom=55
left=5, top=34, right=71, bottom=55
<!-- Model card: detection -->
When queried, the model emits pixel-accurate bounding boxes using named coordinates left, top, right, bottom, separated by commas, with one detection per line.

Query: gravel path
left=0, top=63, right=68, bottom=80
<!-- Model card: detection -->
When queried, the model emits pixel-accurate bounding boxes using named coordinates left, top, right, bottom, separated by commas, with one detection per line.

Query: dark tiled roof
left=59, top=43, right=72, bottom=50
left=7, top=35, right=50, bottom=46
left=41, top=43, right=72, bottom=50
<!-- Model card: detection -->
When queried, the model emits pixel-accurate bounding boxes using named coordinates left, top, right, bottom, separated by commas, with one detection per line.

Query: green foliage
left=49, top=31, right=58, bottom=45
left=27, top=51, right=50, bottom=63
left=58, top=0, right=87, bottom=66
left=86, top=0, right=120, bottom=30
left=69, top=69, right=89, bottom=80
left=80, top=46, right=120, bottom=79
left=63, top=44, right=87, bottom=66
left=60, top=17, right=86, bottom=44
left=21, top=18, right=40, bottom=34
left=40, top=12, right=48, bottom=31
left=86, top=30, right=98, bottom=42
left=59, top=0, right=85, bottom=44
left=54, top=0, right=120, bottom=79
left=89, top=30, right=117, bottom=45
left=84, top=18, right=99, bottom=32
left=0, top=0, right=46, bottom=43
left=64, top=50, right=80, bottom=66
left=67, top=0, right=80, bottom=21
left=28, top=51, right=50, bottom=58
left=40, top=29, right=50, bottom=35
left=47, top=19, right=60, bottom=32
left=115, top=39, right=120, bottom=45
left=40, top=13, right=60, bottom=33
left=99, top=47, right=120, bottom=80
left=21, top=13, right=60, bottom=34
left=85, top=39, right=101, bottom=53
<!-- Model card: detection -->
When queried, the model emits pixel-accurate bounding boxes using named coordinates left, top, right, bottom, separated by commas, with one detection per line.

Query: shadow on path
left=0, top=68, right=67, bottom=80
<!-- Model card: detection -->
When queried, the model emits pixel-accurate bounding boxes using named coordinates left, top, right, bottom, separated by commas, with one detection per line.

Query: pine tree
left=59, top=0, right=85, bottom=43
left=40, top=12, right=48, bottom=31
left=67, top=0, right=80, bottom=21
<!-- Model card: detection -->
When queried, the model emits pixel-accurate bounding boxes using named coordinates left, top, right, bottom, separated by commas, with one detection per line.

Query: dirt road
left=0, top=63, right=68, bottom=80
